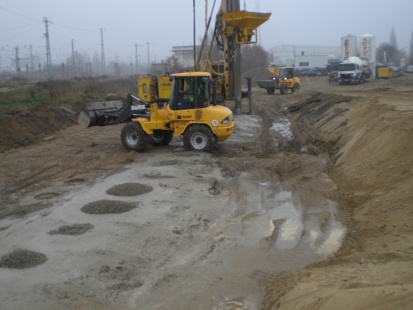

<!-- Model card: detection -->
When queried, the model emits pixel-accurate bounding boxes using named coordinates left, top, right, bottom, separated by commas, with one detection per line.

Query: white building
left=295, top=54, right=329, bottom=70
left=171, top=45, right=200, bottom=69
left=269, top=44, right=340, bottom=67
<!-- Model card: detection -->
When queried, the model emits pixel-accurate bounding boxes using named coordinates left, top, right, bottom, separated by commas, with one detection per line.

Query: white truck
left=337, top=56, right=371, bottom=85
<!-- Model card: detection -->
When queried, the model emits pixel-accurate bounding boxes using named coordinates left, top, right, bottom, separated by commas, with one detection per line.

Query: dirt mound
left=80, top=200, right=138, bottom=214
left=0, top=77, right=137, bottom=153
left=0, top=104, right=76, bottom=152
left=106, top=183, right=153, bottom=196
left=0, top=249, right=48, bottom=269
left=48, top=223, right=94, bottom=236
left=241, top=66, right=274, bottom=87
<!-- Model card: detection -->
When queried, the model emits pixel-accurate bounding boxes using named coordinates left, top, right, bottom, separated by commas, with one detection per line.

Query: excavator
left=78, top=0, right=271, bottom=152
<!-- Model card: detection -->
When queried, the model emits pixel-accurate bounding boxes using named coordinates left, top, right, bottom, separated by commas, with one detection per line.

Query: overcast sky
left=1, top=0, right=412, bottom=69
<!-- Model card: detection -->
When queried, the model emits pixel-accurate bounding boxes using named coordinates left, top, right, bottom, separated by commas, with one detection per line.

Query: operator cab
left=169, top=72, right=211, bottom=110
left=280, top=67, right=294, bottom=79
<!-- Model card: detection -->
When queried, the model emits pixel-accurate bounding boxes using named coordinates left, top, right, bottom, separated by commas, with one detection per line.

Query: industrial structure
left=341, top=33, right=376, bottom=78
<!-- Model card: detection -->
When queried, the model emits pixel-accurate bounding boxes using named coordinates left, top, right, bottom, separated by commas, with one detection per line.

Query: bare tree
left=240, top=44, right=270, bottom=75
left=376, top=43, right=398, bottom=65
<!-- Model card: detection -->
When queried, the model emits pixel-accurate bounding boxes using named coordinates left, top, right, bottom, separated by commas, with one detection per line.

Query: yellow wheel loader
left=78, top=72, right=234, bottom=152
left=137, top=75, right=171, bottom=104
left=257, top=66, right=301, bottom=95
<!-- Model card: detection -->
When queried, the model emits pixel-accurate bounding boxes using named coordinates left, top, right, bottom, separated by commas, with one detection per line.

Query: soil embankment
left=259, top=80, right=413, bottom=309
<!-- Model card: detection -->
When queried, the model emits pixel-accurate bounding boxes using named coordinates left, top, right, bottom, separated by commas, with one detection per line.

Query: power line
left=1, top=22, right=43, bottom=43
left=0, top=21, right=42, bottom=33
left=0, top=5, right=40, bottom=22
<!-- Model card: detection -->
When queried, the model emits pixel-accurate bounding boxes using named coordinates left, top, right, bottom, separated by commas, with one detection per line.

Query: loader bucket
left=78, top=100, right=124, bottom=127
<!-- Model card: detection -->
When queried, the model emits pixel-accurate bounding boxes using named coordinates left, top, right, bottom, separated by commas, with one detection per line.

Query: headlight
left=221, top=116, right=230, bottom=124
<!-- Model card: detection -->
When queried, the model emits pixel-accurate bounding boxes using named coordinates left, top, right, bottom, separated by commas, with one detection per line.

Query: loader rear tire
left=150, top=130, right=174, bottom=146
left=121, top=122, right=150, bottom=152
left=183, top=125, right=213, bottom=152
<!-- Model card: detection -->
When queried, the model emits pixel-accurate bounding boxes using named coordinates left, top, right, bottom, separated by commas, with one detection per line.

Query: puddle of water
left=270, top=119, right=293, bottom=140
left=239, top=178, right=346, bottom=260
left=241, top=212, right=274, bottom=242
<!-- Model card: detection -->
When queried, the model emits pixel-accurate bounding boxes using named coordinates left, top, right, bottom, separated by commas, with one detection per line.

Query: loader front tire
left=150, top=130, right=174, bottom=146
left=291, top=83, right=300, bottom=93
left=121, top=122, right=150, bottom=152
left=183, top=125, right=213, bottom=152
left=280, top=84, right=288, bottom=95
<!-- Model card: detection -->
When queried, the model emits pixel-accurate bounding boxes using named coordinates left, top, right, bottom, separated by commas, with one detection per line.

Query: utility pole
left=43, top=17, right=52, bottom=79
left=71, top=39, right=76, bottom=76
left=134, top=43, right=143, bottom=75
left=100, top=28, right=106, bottom=75
left=193, top=0, right=196, bottom=68
left=29, top=45, right=34, bottom=71
left=147, top=42, right=155, bottom=72
left=15, top=46, right=20, bottom=75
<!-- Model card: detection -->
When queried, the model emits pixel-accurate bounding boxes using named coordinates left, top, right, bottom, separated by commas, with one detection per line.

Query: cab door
left=167, top=76, right=197, bottom=135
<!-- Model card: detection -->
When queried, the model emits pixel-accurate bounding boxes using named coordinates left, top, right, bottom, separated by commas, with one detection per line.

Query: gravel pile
left=106, top=183, right=152, bottom=197
left=81, top=200, right=138, bottom=214
left=48, top=223, right=94, bottom=235
left=0, top=249, right=48, bottom=269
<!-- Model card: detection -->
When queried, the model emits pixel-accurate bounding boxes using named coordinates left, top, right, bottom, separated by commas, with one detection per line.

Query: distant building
left=295, top=55, right=329, bottom=70
left=151, top=61, right=171, bottom=76
left=269, top=44, right=340, bottom=68
left=171, top=45, right=200, bottom=69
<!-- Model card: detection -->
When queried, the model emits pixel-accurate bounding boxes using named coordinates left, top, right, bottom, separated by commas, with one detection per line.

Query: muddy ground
left=0, top=75, right=412, bottom=309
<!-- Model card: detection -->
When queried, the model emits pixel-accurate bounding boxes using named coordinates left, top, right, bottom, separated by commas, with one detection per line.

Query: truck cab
left=337, top=57, right=371, bottom=85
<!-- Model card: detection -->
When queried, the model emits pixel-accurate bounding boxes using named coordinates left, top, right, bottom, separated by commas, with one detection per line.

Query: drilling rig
left=198, top=0, right=271, bottom=113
